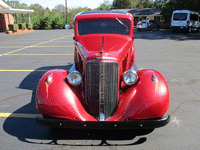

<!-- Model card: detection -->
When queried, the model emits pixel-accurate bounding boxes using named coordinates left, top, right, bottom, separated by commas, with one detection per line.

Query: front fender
left=36, top=69, right=97, bottom=121
left=107, top=69, right=170, bottom=121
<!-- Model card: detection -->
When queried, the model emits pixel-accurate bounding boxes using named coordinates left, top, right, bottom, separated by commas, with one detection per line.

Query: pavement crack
left=0, top=93, right=31, bottom=102
left=170, top=100, right=200, bottom=115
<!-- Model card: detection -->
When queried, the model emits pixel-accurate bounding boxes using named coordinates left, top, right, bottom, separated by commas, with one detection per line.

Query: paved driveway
left=0, top=29, right=200, bottom=150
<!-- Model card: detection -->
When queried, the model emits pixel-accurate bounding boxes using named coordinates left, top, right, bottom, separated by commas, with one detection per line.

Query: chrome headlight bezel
left=67, top=71, right=82, bottom=86
left=46, top=74, right=53, bottom=83
left=123, top=69, right=138, bottom=85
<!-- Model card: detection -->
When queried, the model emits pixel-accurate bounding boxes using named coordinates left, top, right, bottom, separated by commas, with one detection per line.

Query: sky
left=17, top=0, right=114, bottom=10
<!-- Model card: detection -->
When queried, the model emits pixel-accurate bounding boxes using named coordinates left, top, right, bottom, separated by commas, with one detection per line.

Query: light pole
left=65, top=0, right=68, bottom=24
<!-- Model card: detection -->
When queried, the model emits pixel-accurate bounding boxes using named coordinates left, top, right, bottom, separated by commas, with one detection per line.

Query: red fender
left=36, top=69, right=97, bottom=121
left=107, top=69, right=170, bottom=121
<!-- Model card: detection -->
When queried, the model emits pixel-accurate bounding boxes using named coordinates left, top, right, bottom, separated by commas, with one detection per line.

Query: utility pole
left=65, top=0, right=68, bottom=24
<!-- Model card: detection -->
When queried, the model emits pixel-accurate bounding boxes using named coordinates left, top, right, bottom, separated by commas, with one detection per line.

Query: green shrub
left=40, top=16, right=54, bottom=30
left=51, top=17, right=65, bottom=29
left=18, top=23, right=26, bottom=30
left=8, top=24, right=19, bottom=31
left=26, top=23, right=33, bottom=29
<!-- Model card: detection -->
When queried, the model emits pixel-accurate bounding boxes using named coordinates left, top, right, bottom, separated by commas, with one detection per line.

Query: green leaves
left=8, top=24, right=19, bottom=31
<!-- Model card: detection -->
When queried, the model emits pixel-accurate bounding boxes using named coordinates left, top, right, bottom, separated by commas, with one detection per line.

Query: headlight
left=67, top=71, right=82, bottom=86
left=123, top=70, right=138, bottom=85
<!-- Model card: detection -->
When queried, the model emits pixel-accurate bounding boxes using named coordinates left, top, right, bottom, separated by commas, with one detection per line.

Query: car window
left=190, top=14, right=199, bottom=21
left=78, top=20, right=130, bottom=35
left=173, top=13, right=188, bottom=21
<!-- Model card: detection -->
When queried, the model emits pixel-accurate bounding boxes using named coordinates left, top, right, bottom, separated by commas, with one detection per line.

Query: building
left=113, top=8, right=162, bottom=27
left=0, top=0, right=34, bottom=32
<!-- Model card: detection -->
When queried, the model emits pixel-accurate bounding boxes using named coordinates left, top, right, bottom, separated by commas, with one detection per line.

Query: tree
left=112, top=0, right=152, bottom=9
left=5, top=0, right=20, bottom=8
left=112, top=0, right=132, bottom=9
left=130, top=0, right=143, bottom=8
left=30, top=4, right=45, bottom=17
left=96, top=0, right=111, bottom=10
left=68, top=7, right=90, bottom=28
left=54, top=4, right=65, bottom=13
left=143, top=0, right=154, bottom=8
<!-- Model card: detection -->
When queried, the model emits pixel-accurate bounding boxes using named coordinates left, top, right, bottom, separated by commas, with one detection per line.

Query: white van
left=171, top=10, right=200, bottom=33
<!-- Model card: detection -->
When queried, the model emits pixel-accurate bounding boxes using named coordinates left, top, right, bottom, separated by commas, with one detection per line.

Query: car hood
left=75, top=34, right=133, bottom=62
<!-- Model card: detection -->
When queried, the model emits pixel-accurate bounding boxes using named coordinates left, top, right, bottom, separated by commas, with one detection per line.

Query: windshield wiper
left=116, top=17, right=128, bottom=28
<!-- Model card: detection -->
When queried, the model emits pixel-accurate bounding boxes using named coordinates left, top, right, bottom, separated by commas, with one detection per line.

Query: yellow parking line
left=0, top=70, right=47, bottom=72
left=34, top=45, right=74, bottom=48
left=0, top=112, right=42, bottom=118
left=0, top=45, right=74, bottom=48
left=0, top=41, right=38, bottom=43
left=53, top=41, right=74, bottom=42
left=0, top=46, right=25, bottom=48
left=7, top=54, right=74, bottom=56
left=0, top=34, right=73, bottom=57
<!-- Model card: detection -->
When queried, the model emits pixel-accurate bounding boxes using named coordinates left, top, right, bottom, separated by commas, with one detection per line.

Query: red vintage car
left=36, top=11, right=170, bottom=129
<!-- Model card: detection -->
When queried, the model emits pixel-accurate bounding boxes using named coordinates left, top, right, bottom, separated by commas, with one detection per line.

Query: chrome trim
left=46, top=74, right=53, bottom=83
left=134, top=63, right=139, bottom=71
left=68, top=63, right=82, bottom=86
left=102, top=36, right=104, bottom=53
left=123, top=69, right=138, bottom=85
left=86, top=61, right=119, bottom=121
left=152, top=73, right=158, bottom=83
left=69, top=63, right=76, bottom=73
left=99, top=109, right=105, bottom=121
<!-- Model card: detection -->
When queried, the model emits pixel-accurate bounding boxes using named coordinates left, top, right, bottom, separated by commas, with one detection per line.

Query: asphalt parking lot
left=0, top=29, right=200, bottom=150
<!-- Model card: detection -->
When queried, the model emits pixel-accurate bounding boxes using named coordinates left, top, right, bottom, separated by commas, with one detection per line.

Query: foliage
left=112, top=0, right=133, bottom=9
left=143, top=0, right=154, bottom=8
left=51, top=17, right=65, bottom=29
left=39, top=16, right=53, bottom=30
left=95, top=0, right=111, bottom=10
left=8, top=23, right=19, bottom=31
left=26, top=23, right=33, bottom=29
left=67, top=7, right=90, bottom=28
left=18, top=23, right=26, bottom=29
left=112, top=0, right=169, bottom=9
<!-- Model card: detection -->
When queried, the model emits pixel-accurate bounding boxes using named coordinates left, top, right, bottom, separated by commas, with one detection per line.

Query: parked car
left=171, top=10, right=200, bottom=33
left=137, top=19, right=160, bottom=31
left=36, top=10, right=170, bottom=129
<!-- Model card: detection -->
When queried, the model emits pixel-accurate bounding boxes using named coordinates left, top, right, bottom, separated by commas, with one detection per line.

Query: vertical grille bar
left=86, top=61, right=119, bottom=120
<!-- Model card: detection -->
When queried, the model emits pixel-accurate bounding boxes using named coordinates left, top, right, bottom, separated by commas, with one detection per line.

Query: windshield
left=78, top=20, right=130, bottom=35
left=173, top=13, right=188, bottom=21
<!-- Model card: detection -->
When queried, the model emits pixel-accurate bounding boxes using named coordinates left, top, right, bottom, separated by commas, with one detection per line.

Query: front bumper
left=36, top=115, right=170, bottom=129
left=170, top=26, right=188, bottom=31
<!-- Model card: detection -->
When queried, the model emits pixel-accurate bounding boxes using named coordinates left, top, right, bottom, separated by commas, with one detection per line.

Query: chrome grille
left=86, top=61, right=119, bottom=120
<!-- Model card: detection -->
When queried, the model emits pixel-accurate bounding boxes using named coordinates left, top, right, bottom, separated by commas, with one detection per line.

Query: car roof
left=173, top=10, right=199, bottom=15
left=78, top=10, right=128, bottom=15
left=74, top=10, right=133, bottom=22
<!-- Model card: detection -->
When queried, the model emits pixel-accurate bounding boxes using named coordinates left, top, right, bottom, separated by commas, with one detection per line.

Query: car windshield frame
left=78, top=19, right=130, bottom=35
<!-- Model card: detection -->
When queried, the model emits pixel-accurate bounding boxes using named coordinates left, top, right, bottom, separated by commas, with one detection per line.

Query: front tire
left=172, top=29, right=176, bottom=33
left=188, top=27, right=192, bottom=33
